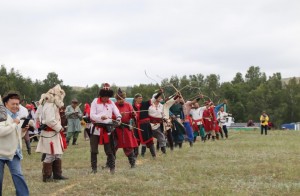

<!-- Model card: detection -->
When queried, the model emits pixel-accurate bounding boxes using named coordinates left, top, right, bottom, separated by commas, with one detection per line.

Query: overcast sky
left=0, top=0, right=299, bottom=87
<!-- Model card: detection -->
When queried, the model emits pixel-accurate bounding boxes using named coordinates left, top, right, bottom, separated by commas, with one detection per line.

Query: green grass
left=2, top=130, right=300, bottom=196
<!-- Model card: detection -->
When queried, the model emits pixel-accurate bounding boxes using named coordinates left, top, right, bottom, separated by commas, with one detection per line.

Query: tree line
left=1, top=65, right=299, bottom=128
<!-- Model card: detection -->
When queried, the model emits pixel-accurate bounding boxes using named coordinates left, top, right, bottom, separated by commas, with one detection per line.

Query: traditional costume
left=217, top=107, right=230, bottom=138
left=183, top=99, right=200, bottom=146
left=65, top=98, right=83, bottom=145
left=114, top=88, right=138, bottom=168
left=36, top=84, right=68, bottom=182
left=190, top=104, right=206, bottom=142
left=132, top=93, right=156, bottom=158
left=83, top=103, right=91, bottom=140
left=90, top=83, right=122, bottom=174
left=148, top=92, right=167, bottom=153
left=169, top=102, right=185, bottom=148
left=202, top=101, right=216, bottom=140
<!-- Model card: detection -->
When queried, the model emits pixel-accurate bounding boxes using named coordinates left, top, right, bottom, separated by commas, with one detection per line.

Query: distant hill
left=282, top=77, right=300, bottom=84
left=72, top=86, right=86, bottom=91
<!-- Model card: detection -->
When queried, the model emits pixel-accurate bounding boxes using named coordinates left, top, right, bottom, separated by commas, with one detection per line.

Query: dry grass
left=2, top=130, right=300, bottom=196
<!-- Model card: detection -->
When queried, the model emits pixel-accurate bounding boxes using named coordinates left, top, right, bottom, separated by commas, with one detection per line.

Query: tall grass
left=2, top=130, right=300, bottom=195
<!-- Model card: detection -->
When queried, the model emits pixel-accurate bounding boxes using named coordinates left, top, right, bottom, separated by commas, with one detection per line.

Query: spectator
left=0, top=92, right=29, bottom=195
left=260, top=111, right=269, bottom=135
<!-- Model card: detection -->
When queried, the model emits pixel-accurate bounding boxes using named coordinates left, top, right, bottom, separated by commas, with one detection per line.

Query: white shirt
left=148, top=102, right=164, bottom=130
left=218, top=111, right=229, bottom=125
left=90, top=98, right=121, bottom=135
left=190, top=106, right=206, bottom=125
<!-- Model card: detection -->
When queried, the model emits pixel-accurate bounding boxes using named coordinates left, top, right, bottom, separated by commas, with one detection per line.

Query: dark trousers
left=222, top=125, right=228, bottom=138
left=103, top=135, right=116, bottom=170
left=261, top=125, right=268, bottom=135
left=90, top=135, right=100, bottom=171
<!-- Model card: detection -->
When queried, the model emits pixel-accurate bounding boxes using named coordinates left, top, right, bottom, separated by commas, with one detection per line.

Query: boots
left=101, top=157, right=109, bottom=170
left=133, top=147, right=139, bottom=158
left=25, top=140, right=31, bottom=155
left=189, top=141, right=193, bottom=147
left=41, top=153, right=46, bottom=162
left=178, top=143, right=182, bottom=148
left=141, top=146, right=146, bottom=157
left=91, top=153, right=97, bottom=173
left=42, top=162, right=53, bottom=182
left=161, top=146, right=166, bottom=154
left=128, top=152, right=136, bottom=168
left=149, top=144, right=156, bottom=158
left=72, top=138, right=78, bottom=145
left=107, top=154, right=115, bottom=174
left=52, top=159, right=68, bottom=180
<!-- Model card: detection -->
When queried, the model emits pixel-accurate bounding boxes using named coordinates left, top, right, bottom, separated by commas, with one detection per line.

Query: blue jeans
left=0, top=155, right=29, bottom=196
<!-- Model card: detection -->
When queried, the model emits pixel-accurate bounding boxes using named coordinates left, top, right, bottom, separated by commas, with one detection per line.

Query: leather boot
left=141, top=146, right=146, bottom=157
left=41, top=153, right=46, bottom=162
left=91, top=153, right=97, bottom=173
left=133, top=147, right=139, bottom=158
left=128, top=152, right=136, bottom=168
left=72, top=138, right=78, bottom=145
left=149, top=144, right=156, bottom=158
left=53, top=159, right=68, bottom=180
left=25, top=140, right=31, bottom=155
left=161, top=146, right=166, bottom=154
left=107, top=154, right=115, bottom=174
left=178, top=143, right=182, bottom=148
left=43, top=162, right=53, bottom=182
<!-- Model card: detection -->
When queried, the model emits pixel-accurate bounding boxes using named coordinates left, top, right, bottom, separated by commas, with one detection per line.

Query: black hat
left=2, top=91, right=20, bottom=104
left=99, top=83, right=114, bottom=97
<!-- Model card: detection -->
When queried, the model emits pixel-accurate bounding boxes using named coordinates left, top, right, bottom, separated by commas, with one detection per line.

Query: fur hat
left=115, top=88, right=126, bottom=99
left=40, top=84, right=65, bottom=108
left=99, top=83, right=114, bottom=97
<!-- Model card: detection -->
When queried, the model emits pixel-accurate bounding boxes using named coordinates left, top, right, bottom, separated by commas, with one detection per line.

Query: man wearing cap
left=90, top=83, right=122, bottom=174
left=65, top=98, right=83, bottom=145
left=133, top=93, right=157, bottom=158
left=114, top=88, right=138, bottom=168
left=0, top=92, right=29, bottom=196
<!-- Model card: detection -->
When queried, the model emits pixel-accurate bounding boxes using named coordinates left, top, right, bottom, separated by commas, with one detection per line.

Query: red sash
left=98, top=127, right=110, bottom=145
left=45, top=127, right=67, bottom=150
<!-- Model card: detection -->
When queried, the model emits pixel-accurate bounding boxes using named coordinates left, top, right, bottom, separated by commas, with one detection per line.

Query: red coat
left=114, top=102, right=138, bottom=148
left=202, top=108, right=214, bottom=132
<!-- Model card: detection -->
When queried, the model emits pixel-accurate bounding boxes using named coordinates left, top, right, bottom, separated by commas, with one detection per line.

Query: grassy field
left=2, top=130, right=300, bottom=196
